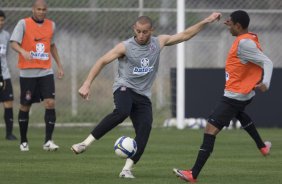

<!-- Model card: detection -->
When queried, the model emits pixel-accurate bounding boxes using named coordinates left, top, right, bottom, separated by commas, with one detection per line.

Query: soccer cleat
left=260, top=141, right=272, bottom=156
left=20, top=142, right=29, bottom=151
left=43, top=140, right=59, bottom=151
left=6, top=134, right=17, bottom=140
left=71, top=142, right=87, bottom=154
left=173, top=168, right=197, bottom=183
left=119, top=169, right=135, bottom=179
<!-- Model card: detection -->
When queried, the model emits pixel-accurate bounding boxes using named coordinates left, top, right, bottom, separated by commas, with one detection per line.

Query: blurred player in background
left=0, top=10, right=17, bottom=140
left=71, top=12, right=221, bottom=178
left=10, top=0, right=64, bottom=151
left=173, top=10, right=273, bottom=183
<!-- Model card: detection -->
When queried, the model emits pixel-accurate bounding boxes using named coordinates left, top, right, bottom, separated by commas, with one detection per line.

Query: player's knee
left=113, top=109, right=130, bottom=119
left=135, top=118, right=152, bottom=134
left=3, top=101, right=13, bottom=108
left=44, top=99, right=55, bottom=109
left=137, top=124, right=151, bottom=137
left=20, top=105, right=31, bottom=112
left=237, top=112, right=252, bottom=128
left=205, top=122, right=220, bottom=135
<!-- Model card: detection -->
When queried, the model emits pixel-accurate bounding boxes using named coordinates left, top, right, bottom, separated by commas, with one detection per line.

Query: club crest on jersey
left=133, top=58, right=154, bottom=75
left=149, top=43, right=156, bottom=52
left=30, top=43, right=49, bottom=60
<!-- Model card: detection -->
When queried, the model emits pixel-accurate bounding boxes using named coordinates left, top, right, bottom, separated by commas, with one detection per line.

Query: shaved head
left=32, top=0, right=47, bottom=7
left=32, top=0, right=48, bottom=22
left=133, top=16, right=154, bottom=45
left=135, top=16, right=153, bottom=28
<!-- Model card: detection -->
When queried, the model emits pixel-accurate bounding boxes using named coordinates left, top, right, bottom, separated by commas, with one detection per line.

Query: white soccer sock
left=122, top=158, right=134, bottom=171
left=82, top=134, right=96, bottom=146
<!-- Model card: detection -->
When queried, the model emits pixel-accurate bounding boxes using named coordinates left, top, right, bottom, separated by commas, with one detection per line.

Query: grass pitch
left=0, top=127, right=281, bottom=184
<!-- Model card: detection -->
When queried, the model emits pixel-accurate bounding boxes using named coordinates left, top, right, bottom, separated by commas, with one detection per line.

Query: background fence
left=1, top=0, right=281, bottom=126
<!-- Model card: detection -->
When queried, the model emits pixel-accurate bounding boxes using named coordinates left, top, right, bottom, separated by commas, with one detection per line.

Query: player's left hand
left=255, top=82, right=268, bottom=92
left=57, top=66, right=64, bottom=79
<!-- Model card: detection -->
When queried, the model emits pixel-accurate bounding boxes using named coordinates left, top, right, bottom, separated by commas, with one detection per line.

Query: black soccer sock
left=44, top=109, right=56, bottom=143
left=243, top=123, right=265, bottom=148
left=4, top=108, right=14, bottom=136
left=191, top=133, right=216, bottom=179
left=237, top=112, right=265, bottom=149
left=18, top=110, right=29, bottom=143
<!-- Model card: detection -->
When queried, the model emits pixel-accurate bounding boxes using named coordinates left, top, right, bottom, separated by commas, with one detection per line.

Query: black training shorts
left=0, top=79, right=14, bottom=102
left=20, top=74, right=55, bottom=105
left=207, top=96, right=252, bottom=130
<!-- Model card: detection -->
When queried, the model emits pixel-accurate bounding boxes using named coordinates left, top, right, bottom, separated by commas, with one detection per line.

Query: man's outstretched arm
left=158, top=12, right=221, bottom=48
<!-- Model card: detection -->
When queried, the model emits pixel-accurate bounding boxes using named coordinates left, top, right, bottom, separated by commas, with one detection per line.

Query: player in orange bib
left=174, top=10, right=273, bottom=182
left=10, top=0, right=64, bottom=151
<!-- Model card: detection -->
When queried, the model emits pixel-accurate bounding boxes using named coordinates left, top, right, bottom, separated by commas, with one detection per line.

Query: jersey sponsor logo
left=30, top=43, right=49, bottom=60
left=133, top=58, right=154, bottom=75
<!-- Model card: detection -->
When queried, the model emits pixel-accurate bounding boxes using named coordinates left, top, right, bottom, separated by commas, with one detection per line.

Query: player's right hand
left=21, top=50, right=32, bottom=60
left=78, top=82, right=91, bottom=100
left=204, top=12, right=222, bottom=23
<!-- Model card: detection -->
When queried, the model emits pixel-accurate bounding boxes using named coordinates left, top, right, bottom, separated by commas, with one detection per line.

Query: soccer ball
left=114, top=136, right=137, bottom=159
left=185, top=118, right=200, bottom=129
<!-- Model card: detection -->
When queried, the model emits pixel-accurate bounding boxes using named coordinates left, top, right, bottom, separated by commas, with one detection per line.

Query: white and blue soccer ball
left=185, top=118, right=207, bottom=129
left=114, top=136, right=137, bottom=159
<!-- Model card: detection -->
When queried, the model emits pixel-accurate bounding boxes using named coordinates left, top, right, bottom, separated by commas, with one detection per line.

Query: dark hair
left=135, top=16, right=153, bottom=28
left=0, top=10, right=6, bottom=19
left=230, top=10, right=250, bottom=29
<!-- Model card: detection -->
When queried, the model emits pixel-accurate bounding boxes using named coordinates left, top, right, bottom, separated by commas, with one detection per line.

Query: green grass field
left=0, top=127, right=281, bottom=184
